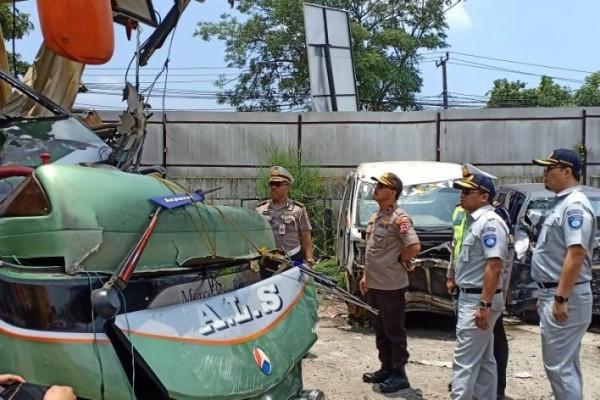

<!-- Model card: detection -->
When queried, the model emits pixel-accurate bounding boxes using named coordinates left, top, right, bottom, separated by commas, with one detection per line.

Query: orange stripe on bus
left=0, top=325, right=109, bottom=344
left=123, top=284, right=307, bottom=346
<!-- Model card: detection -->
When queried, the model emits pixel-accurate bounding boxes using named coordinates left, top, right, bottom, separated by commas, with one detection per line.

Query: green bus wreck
left=0, top=164, right=323, bottom=399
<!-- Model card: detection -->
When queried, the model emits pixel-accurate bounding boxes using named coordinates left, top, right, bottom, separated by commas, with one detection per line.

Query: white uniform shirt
left=531, top=186, right=596, bottom=283
left=455, top=205, right=509, bottom=289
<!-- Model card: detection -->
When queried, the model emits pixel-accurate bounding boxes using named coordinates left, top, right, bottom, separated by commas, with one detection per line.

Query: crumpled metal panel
left=2, top=45, right=83, bottom=116
left=0, top=164, right=275, bottom=273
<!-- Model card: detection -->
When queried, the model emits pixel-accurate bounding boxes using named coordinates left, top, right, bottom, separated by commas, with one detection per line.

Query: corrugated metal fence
left=100, top=107, right=600, bottom=206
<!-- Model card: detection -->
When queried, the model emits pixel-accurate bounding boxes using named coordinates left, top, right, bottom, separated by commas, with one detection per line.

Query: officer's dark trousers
left=493, top=314, right=508, bottom=396
left=366, top=288, right=409, bottom=371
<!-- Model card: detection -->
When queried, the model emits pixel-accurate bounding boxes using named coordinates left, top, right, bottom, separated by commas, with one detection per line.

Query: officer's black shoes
left=377, top=373, right=411, bottom=393
left=362, top=369, right=391, bottom=383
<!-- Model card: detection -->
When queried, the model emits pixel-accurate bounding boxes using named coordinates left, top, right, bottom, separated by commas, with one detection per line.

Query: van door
left=336, top=172, right=354, bottom=273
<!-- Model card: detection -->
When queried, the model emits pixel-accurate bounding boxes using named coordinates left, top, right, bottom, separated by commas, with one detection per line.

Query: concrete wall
left=100, top=107, right=600, bottom=207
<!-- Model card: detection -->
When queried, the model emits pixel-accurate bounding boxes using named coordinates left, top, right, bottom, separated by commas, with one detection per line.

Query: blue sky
left=11, top=0, right=600, bottom=111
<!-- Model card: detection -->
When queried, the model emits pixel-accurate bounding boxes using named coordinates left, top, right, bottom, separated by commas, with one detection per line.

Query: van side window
left=508, top=192, right=525, bottom=225
left=496, top=192, right=507, bottom=206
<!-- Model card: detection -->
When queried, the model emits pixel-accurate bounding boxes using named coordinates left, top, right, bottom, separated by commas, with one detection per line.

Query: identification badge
left=278, top=223, right=286, bottom=235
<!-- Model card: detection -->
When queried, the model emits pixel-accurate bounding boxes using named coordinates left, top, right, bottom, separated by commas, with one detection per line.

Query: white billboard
left=303, top=3, right=358, bottom=112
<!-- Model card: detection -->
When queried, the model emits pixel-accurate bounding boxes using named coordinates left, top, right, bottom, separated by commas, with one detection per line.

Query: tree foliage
left=487, top=73, right=600, bottom=108
left=0, top=4, right=34, bottom=75
left=196, top=0, right=460, bottom=111
left=573, top=72, right=600, bottom=107
left=487, top=76, right=572, bottom=108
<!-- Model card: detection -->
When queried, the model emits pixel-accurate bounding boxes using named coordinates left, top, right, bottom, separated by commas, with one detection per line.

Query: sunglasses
left=375, top=183, right=393, bottom=190
left=269, top=181, right=288, bottom=187
left=544, top=164, right=566, bottom=173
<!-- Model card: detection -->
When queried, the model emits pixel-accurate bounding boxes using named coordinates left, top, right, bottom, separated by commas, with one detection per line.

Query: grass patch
left=313, top=257, right=345, bottom=289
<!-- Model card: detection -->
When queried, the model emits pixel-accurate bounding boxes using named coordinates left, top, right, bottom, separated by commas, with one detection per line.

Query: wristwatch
left=478, top=300, right=492, bottom=309
left=554, top=295, right=568, bottom=304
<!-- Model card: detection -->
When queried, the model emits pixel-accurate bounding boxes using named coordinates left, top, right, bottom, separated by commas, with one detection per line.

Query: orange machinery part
left=36, top=0, right=115, bottom=65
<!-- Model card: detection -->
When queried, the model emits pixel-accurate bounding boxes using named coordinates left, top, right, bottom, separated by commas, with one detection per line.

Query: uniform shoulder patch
left=395, top=215, right=413, bottom=234
left=483, top=225, right=497, bottom=233
left=567, top=210, right=584, bottom=230
left=482, top=233, right=497, bottom=248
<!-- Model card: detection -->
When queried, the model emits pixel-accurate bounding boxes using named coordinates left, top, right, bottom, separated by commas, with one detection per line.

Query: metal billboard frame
left=303, top=3, right=359, bottom=112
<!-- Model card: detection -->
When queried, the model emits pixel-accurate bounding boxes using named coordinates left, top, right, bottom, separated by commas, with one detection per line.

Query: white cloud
left=446, top=2, right=472, bottom=32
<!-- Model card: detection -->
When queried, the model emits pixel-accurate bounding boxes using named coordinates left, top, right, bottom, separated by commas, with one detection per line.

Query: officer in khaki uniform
left=359, top=172, right=421, bottom=394
left=450, top=173, right=509, bottom=400
left=256, top=166, right=314, bottom=266
left=532, top=149, right=596, bottom=400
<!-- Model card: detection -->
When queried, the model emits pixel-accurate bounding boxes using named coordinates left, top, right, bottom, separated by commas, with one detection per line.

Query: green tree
left=195, top=0, right=460, bottom=111
left=536, top=76, right=572, bottom=107
left=573, top=72, right=600, bottom=106
left=0, top=4, right=34, bottom=75
left=486, top=79, right=537, bottom=108
left=486, top=76, right=572, bottom=108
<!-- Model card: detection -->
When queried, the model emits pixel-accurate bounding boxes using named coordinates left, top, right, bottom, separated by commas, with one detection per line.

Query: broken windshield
left=356, top=180, right=459, bottom=228
left=0, top=116, right=110, bottom=167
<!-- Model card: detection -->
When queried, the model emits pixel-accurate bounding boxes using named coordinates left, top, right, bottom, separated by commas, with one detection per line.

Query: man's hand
left=401, top=259, right=416, bottom=272
left=552, top=300, right=569, bottom=322
left=0, top=374, right=25, bottom=385
left=359, top=274, right=368, bottom=295
left=44, top=385, right=76, bottom=400
left=446, top=278, right=457, bottom=294
left=474, top=307, right=491, bottom=330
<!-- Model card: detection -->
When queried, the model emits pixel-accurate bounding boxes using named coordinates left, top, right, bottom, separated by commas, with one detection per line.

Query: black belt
left=459, top=287, right=501, bottom=294
left=536, top=281, right=590, bottom=289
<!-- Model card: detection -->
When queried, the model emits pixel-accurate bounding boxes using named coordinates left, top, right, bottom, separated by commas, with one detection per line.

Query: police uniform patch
left=566, top=209, right=584, bottom=230
left=453, top=211, right=464, bottom=225
left=396, top=215, right=412, bottom=234
left=483, top=226, right=497, bottom=233
left=483, top=234, right=497, bottom=248
left=567, top=214, right=583, bottom=229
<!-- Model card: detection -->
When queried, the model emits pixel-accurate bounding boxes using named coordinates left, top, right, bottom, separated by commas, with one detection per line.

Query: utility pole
left=436, top=52, right=449, bottom=109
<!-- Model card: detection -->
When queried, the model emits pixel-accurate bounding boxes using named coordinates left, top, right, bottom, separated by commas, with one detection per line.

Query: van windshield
left=356, top=181, right=460, bottom=229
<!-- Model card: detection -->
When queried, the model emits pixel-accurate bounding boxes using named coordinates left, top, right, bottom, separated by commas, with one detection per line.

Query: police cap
left=268, top=166, right=294, bottom=184
left=533, top=148, right=582, bottom=174
left=372, top=172, right=403, bottom=194
left=454, top=173, right=496, bottom=198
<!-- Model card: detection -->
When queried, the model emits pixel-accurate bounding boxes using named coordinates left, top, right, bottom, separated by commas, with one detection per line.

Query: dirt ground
left=303, top=295, right=600, bottom=400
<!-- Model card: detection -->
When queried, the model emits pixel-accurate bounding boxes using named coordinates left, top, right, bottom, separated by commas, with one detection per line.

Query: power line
left=449, top=51, right=595, bottom=75
left=449, top=59, right=585, bottom=84
left=419, top=50, right=595, bottom=75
